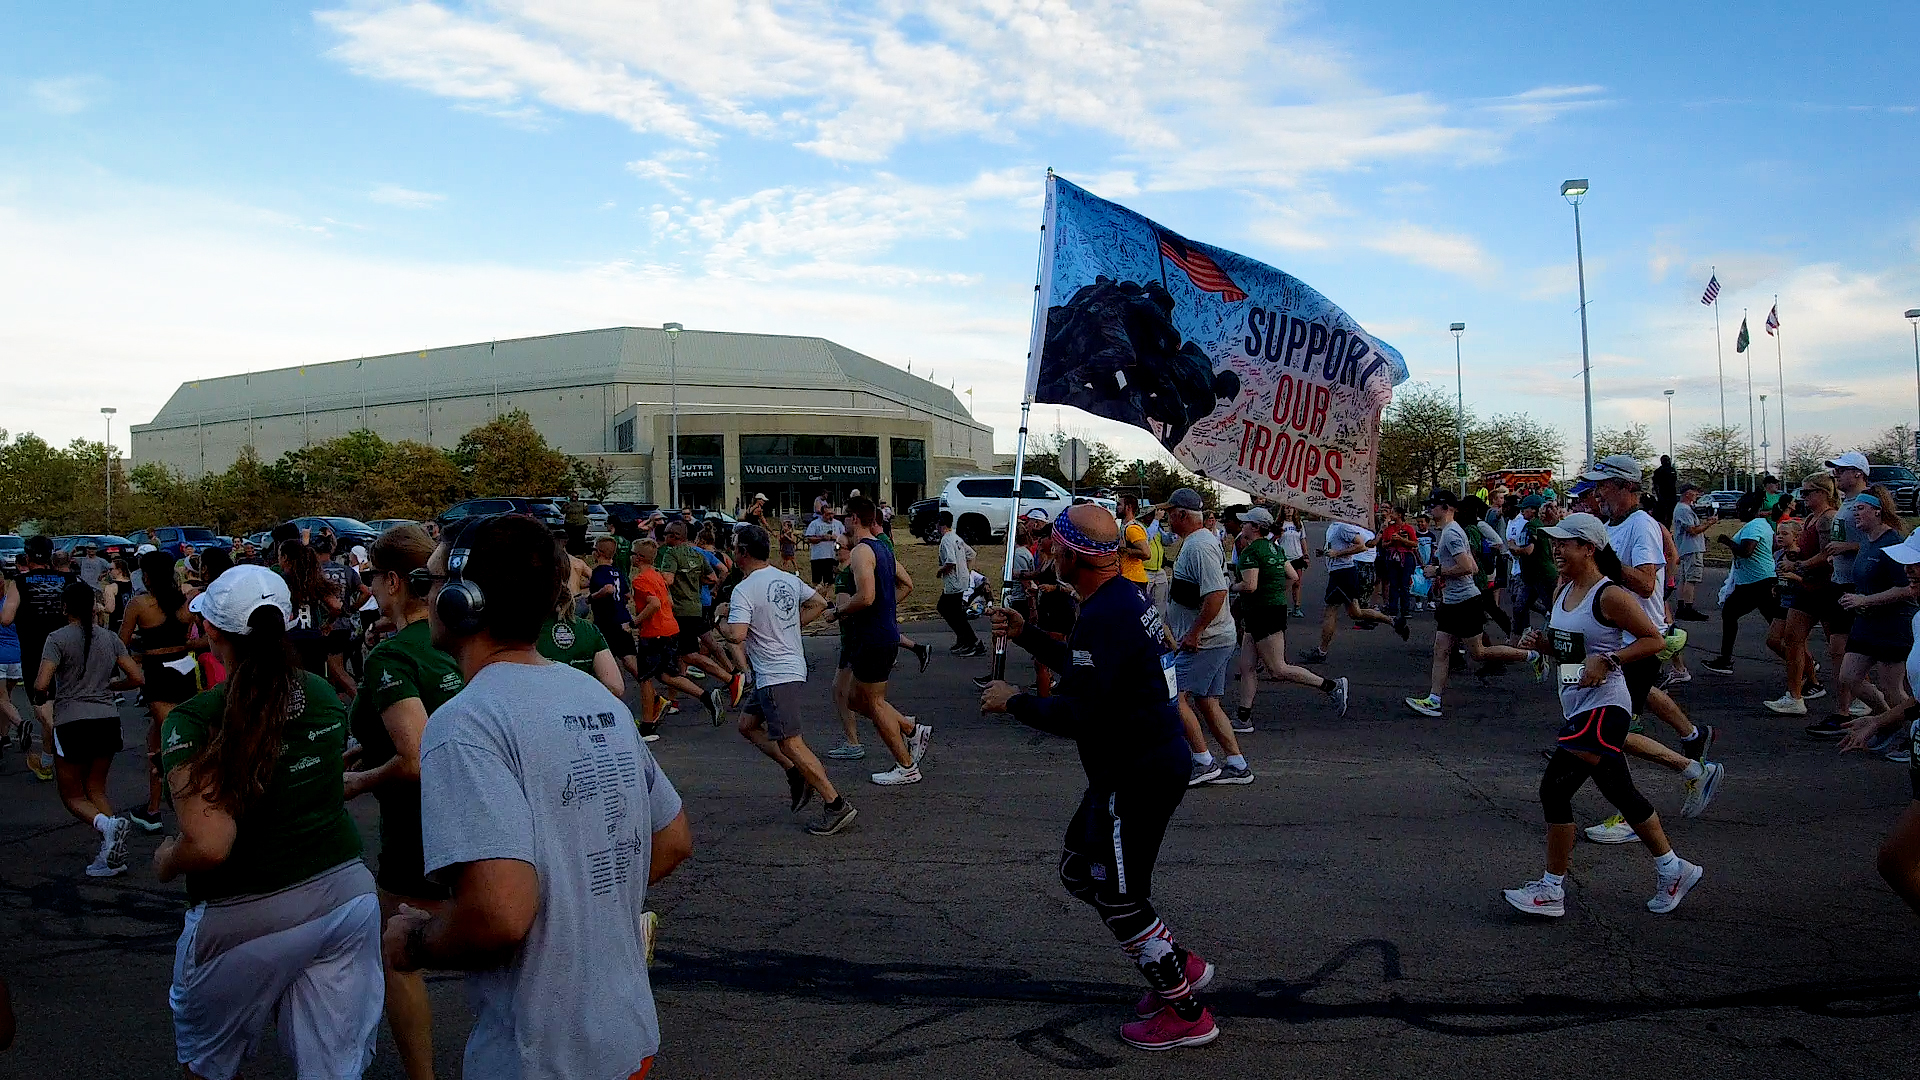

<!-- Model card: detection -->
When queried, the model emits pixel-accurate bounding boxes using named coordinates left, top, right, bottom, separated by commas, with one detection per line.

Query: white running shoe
left=1680, top=762, right=1723, bottom=818
left=1584, top=814, right=1640, bottom=844
left=1330, top=677, right=1350, bottom=718
left=1763, top=695, right=1807, bottom=716
left=870, top=763, right=922, bottom=786
left=1502, top=879, right=1565, bottom=917
left=86, top=818, right=127, bottom=877
left=1850, top=700, right=1872, bottom=717
left=1404, top=695, right=1443, bottom=717
left=909, top=724, right=932, bottom=765
left=1647, top=859, right=1703, bottom=914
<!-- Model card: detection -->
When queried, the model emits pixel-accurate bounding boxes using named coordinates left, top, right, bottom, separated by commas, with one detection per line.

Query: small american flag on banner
left=1701, top=274, right=1720, bottom=305
left=1766, top=304, right=1779, bottom=336
left=1158, top=230, right=1247, bottom=303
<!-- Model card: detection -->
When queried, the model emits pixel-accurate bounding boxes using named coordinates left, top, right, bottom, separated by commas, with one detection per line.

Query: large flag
left=1024, top=175, right=1409, bottom=526
left=1701, top=275, right=1720, bottom=305
left=1736, top=317, right=1751, bottom=353
left=1766, top=304, right=1779, bottom=336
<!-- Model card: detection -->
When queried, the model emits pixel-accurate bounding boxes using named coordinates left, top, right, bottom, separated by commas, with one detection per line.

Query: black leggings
left=1482, top=591, right=1512, bottom=635
left=936, top=592, right=979, bottom=648
left=1540, top=748, right=1655, bottom=826
left=1716, top=579, right=1783, bottom=663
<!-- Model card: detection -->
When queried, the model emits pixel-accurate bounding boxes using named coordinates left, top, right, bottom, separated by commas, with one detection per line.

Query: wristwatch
left=1600, top=652, right=1622, bottom=671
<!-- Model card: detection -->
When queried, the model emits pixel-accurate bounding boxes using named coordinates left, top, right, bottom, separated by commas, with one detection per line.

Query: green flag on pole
left=1735, top=317, right=1750, bottom=353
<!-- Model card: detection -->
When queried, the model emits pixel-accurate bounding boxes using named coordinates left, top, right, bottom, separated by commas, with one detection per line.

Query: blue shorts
left=1174, top=645, right=1233, bottom=699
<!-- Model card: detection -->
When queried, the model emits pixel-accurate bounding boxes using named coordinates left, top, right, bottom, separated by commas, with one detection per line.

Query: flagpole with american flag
left=1703, top=269, right=1728, bottom=487
left=1768, top=298, right=1784, bottom=471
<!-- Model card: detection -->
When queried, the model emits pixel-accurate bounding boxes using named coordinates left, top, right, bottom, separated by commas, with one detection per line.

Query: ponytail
left=1593, top=543, right=1625, bottom=585
left=63, top=581, right=96, bottom=661
left=187, top=604, right=298, bottom=815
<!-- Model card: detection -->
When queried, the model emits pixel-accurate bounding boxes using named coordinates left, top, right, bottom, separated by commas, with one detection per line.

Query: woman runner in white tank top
left=1501, top=513, right=1705, bottom=919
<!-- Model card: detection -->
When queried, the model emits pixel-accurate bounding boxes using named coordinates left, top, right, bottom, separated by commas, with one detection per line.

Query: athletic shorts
left=1290, top=557, right=1310, bottom=573
left=0, top=662, right=20, bottom=682
left=1242, top=601, right=1287, bottom=643
left=171, top=864, right=383, bottom=1080
left=374, top=792, right=449, bottom=902
left=1556, top=704, right=1631, bottom=758
left=52, top=715, right=123, bottom=762
left=844, top=641, right=897, bottom=685
left=143, top=657, right=200, bottom=706
left=1623, top=655, right=1660, bottom=715
left=673, top=614, right=710, bottom=658
left=596, top=619, right=636, bottom=659
left=1846, top=630, right=1913, bottom=665
left=636, top=636, right=676, bottom=681
left=744, top=681, right=807, bottom=740
left=1435, top=598, right=1487, bottom=640
left=1325, top=567, right=1364, bottom=606
left=1790, top=582, right=1843, bottom=625
left=811, top=558, right=837, bottom=585
left=1174, top=644, right=1232, bottom=699
left=1678, top=552, right=1704, bottom=584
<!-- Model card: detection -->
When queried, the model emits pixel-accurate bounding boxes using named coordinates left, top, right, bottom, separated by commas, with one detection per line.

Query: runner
left=1819, top=451, right=1876, bottom=724
left=979, top=503, right=1218, bottom=1051
left=632, top=537, right=714, bottom=741
left=723, top=524, right=858, bottom=835
left=830, top=496, right=930, bottom=786
left=1502, top=513, right=1704, bottom=918
left=1672, top=485, right=1712, bottom=621
left=36, top=581, right=142, bottom=876
left=936, top=513, right=986, bottom=656
left=654, top=521, right=741, bottom=723
left=1231, top=508, right=1350, bottom=728
left=0, top=571, right=23, bottom=753
left=343, top=523, right=464, bottom=1080
left=1765, top=474, right=1838, bottom=715
left=1277, top=508, right=1307, bottom=617
left=1700, top=492, right=1784, bottom=675
left=1119, top=494, right=1152, bottom=600
left=119, top=549, right=198, bottom=833
left=585, top=536, right=643, bottom=694
left=1405, top=491, right=1540, bottom=718
left=14, top=535, right=74, bottom=780
left=1840, top=533, right=1920, bottom=909
left=534, top=599, right=625, bottom=700
left=1301, top=508, right=1403, bottom=664
left=1833, top=489, right=1915, bottom=737
left=391, top=512, right=691, bottom=1080
left=1162, top=488, right=1252, bottom=786
left=278, top=540, right=343, bottom=682
left=156, top=564, right=383, bottom=1080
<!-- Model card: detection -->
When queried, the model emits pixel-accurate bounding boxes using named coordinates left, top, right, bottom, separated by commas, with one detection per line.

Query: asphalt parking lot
left=3, top=564, right=1915, bottom=1079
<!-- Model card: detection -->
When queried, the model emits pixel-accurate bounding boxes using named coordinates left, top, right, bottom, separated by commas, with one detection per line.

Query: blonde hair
left=1798, top=472, right=1838, bottom=508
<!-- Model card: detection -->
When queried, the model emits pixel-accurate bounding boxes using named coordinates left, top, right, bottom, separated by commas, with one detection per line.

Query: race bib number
left=1547, top=627, right=1585, bottom=664
left=1160, top=652, right=1178, bottom=700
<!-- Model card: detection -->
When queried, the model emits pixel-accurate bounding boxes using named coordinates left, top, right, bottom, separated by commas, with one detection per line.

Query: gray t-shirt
left=1832, top=493, right=1869, bottom=585
left=419, top=661, right=684, bottom=1080
left=1003, top=544, right=1035, bottom=603
left=1324, top=522, right=1365, bottom=571
left=1435, top=521, right=1481, bottom=604
left=1672, top=502, right=1705, bottom=557
left=938, top=531, right=973, bottom=594
left=75, top=555, right=111, bottom=593
left=1167, top=528, right=1238, bottom=649
left=42, top=623, right=128, bottom=725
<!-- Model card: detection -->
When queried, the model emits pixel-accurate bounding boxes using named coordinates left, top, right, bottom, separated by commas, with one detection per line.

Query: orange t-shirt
left=632, top=567, right=679, bottom=639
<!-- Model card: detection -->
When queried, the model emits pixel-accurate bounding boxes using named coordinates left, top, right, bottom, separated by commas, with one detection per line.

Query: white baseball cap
left=1541, top=512, right=1612, bottom=549
left=135, top=543, right=157, bottom=555
left=350, top=544, right=370, bottom=565
left=1824, top=451, right=1870, bottom=473
left=189, top=564, right=293, bottom=634
left=1883, top=531, right=1920, bottom=566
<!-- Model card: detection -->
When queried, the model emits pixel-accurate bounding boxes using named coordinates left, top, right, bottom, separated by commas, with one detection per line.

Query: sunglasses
left=407, top=569, right=450, bottom=591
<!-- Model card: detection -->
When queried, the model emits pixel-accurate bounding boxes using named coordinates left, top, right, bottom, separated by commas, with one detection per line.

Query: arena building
left=131, top=326, right=996, bottom=515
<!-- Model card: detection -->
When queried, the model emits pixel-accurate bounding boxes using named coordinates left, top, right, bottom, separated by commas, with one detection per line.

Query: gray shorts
left=1679, top=551, right=1704, bottom=584
left=744, top=680, right=808, bottom=741
left=171, top=862, right=384, bottom=1080
left=1175, top=645, right=1233, bottom=699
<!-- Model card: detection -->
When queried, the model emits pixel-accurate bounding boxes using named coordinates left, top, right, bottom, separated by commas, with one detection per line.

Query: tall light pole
left=100, top=406, right=117, bottom=532
left=1561, top=179, right=1594, bottom=466
left=1449, top=323, right=1468, bottom=486
left=1759, top=394, right=1770, bottom=477
left=663, top=322, right=683, bottom=508
left=1664, top=388, right=1676, bottom=458
left=1907, top=309, right=1920, bottom=463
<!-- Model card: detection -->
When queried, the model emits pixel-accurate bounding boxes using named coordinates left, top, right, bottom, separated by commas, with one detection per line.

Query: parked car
left=363, top=518, right=419, bottom=535
left=127, top=526, right=231, bottom=557
left=906, top=497, right=942, bottom=542
left=287, top=516, right=379, bottom=551
left=1703, top=490, right=1744, bottom=514
left=936, top=474, right=1074, bottom=545
left=545, top=498, right=610, bottom=537
left=52, top=534, right=138, bottom=559
left=0, top=534, right=24, bottom=571
left=1867, top=464, right=1920, bottom=515
left=436, top=497, right=565, bottom=533
left=600, top=502, right=659, bottom=532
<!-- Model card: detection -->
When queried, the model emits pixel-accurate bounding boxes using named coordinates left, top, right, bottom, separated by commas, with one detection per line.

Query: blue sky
left=3, top=1, right=1917, bottom=475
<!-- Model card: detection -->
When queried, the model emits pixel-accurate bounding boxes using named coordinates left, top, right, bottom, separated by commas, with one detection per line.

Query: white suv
left=938, top=474, right=1074, bottom=544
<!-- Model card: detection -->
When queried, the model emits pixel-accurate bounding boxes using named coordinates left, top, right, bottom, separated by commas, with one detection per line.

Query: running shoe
left=1394, top=618, right=1411, bottom=642
left=1188, top=760, right=1222, bottom=786
left=1502, top=879, right=1566, bottom=917
left=688, top=668, right=706, bottom=680
left=808, top=801, right=858, bottom=836
left=1119, top=1007, right=1219, bottom=1051
left=641, top=910, right=659, bottom=967
left=1329, top=677, right=1350, bottom=718
left=1657, top=628, right=1688, bottom=661
left=963, top=643, right=989, bottom=657
left=826, top=742, right=867, bottom=760
left=1680, top=761, right=1723, bottom=818
left=1803, top=682, right=1828, bottom=700
left=972, top=674, right=996, bottom=690
left=87, top=817, right=128, bottom=878
left=727, top=672, right=748, bottom=708
left=1229, top=718, right=1254, bottom=734
left=1528, top=652, right=1548, bottom=683
left=1851, top=700, right=1872, bottom=718
left=1660, top=669, right=1692, bottom=689
left=947, top=643, right=972, bottom=655
left=1288, top=607, right=1305, bottom=618
left=788, top=769, right=814, bottom=813
left=703, top=687, right=726, bottom=726
left=1805, top=714, right=1850, bottom=739
left=639, top=722, right=661, bottom=743
left=1627, top=715, right=1645, bottom=735
left=1134, top=952, right=1215, bottom=1017
left=870, top=763, right=921, bottom=786
left=126, top=807, right=164, bottom=833
left=1699, top=658, right=1734, bottom=676
left=1207, top=761, right=1254, bottom=785
left=26, top=753, right=52, bottom=782
left=1404, top=695, right=1443, bottom=718
left=1647, top=859, right=1703, bottom=914
left=909, top=724, right=932, bottom=765
left=1584, top=815, right=1640, bottom=844
left=1763, top=695, right=1807, bottom=716
left=1299, top=647, right=1329, bottom=664
left=914, top=642, right=932, bottom=674
left=1684, top=723, right=1715, bottom=763
left=1883, top=742, right=1912, bottom=765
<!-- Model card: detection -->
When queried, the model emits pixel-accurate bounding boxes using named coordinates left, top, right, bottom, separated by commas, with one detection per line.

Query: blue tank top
left=842, top=537, right=900, bottom=649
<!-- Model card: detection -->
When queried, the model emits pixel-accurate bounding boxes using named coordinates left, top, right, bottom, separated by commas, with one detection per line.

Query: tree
left=1023, top=431, right=1124, bottom=493
left=453, top=410, right=572, bottom=496
left=1676, top=424, right=1744, bottom=489
left=1781, top=433, right=1834, bottom=483
left=1865, top=424, right=1917, bottom=469
left=570, top=457, right=617, bottom=502
left=1470, top=412, right=1565, bottom=474
left=368, top=442, right=469, bottom=522
left=1591, top=423, right=1656, bottom=468
left=1379, top=383, right=1472, bottom=497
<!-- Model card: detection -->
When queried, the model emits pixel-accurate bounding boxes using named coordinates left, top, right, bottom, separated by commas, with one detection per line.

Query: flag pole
left=1744, top=306, right=1756, bottom=488
left=1712, top=275, right=1727, bottom=489
left=994, top=168, right=1057, bottom=683
left=1774, top=296, right=1786, bottom=475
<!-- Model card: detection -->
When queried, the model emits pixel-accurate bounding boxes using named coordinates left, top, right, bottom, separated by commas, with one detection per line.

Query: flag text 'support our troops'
left=1023, top=174, right=1410, bottom=527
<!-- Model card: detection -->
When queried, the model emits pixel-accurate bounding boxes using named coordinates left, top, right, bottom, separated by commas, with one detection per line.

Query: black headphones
left=435, top=515, right=503, bottom=635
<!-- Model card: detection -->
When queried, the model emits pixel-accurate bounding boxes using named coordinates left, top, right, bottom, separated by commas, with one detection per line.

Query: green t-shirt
left=350, top=620, right=464, bottom=768
left=1239, top=537, right=1290, bottom=608
left=1522, top=519, right=1557, bottom=584
left=161, top=672, right=362, bottom=902
left=536, top=617, right=607, bottom=674
left=654, top=543, right=708, bottom=617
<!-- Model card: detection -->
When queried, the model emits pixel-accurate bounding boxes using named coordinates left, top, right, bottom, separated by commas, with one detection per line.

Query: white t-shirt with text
left=727, top=565, right=810, bottom=687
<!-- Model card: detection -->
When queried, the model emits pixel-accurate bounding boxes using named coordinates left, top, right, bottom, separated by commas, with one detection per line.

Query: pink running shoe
left=1133, top=952, right=1215, bottom=1018
left=1120, top=1006, right=1219, bottom=1051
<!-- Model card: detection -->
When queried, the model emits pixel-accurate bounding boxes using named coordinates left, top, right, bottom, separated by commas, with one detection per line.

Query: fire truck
left=1479, top=468, right=1555, bottom=497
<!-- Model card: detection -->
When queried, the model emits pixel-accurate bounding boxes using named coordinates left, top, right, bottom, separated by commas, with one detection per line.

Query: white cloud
left=368, top=183, right=446, bottom=209
left=28, top=75, right=107, bottom=115
left=1363, top=223, right=1496, bottom=280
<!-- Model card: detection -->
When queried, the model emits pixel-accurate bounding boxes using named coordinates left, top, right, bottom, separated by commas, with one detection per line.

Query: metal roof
left=135, top=326, right=980, bottom=430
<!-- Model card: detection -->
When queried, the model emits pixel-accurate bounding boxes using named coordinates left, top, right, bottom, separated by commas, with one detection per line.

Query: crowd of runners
left=2, top=446, right=1918, bottom=1070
